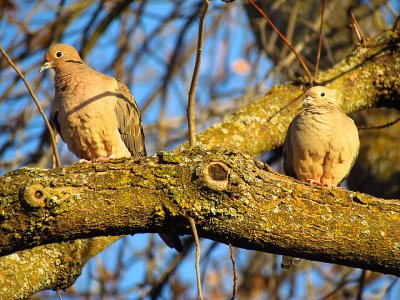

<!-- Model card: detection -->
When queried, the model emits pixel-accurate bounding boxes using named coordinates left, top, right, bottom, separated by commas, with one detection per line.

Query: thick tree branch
left=1, top=147, right=400, bottom=278
left=0, top=236, right=121, bottom=299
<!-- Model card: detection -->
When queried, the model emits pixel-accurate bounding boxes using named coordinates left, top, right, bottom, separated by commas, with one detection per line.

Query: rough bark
left=0, top=236, right=121, bottom=299
left=1, top=148, right=400, bottom=275
left=0, top=28, right=399, bottom=299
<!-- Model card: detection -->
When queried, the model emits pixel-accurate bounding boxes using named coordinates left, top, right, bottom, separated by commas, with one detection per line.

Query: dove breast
left=283, top=103, right=359, bottom=186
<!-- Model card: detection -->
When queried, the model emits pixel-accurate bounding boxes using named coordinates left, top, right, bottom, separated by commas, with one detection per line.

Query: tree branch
left=1, top=147, right=400, bottom=278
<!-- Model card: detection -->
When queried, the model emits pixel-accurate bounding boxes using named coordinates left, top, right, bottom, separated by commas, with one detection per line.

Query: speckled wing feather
left=50, top=92, right=64, bottom=143
left=115, top=80, right=146, bottom=157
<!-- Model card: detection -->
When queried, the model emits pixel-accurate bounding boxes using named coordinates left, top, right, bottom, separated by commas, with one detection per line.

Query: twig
left=0, top=44, right=61, bottom=168
left=189, top=217, right=204, bottom=300
left=356, top=270, right=366, bottom=300
left=248, top=0, right=313, bottom=86
left=358, top=117, right=400, bottom=130
left=350, top=13, right=364, bottom=43
left=56, top=288, right=63, bottom=300
left=229, top=244, right=238, bottom=300
left=52, top=135, right=59, bottom=169
left=187, top=0, right=210, bottom=148
left=314, top=0, right=327, bottom=78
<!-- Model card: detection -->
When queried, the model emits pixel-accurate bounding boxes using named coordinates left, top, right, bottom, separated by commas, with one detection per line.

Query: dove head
left=40, top=43, right=84, bottom=72
left=302, top=86, right=339, bottom=107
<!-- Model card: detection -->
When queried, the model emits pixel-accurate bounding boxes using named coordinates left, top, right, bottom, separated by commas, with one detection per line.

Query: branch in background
left=187, top=1, right=210, bottom=298
left=0, top=44, right=61, bottom=168
left=247, top=0, right=313, bottom=85
left=351, top=13, right=365, bottom=43
left=187, top=0, right=210, bottom=148
left=56, top=289, right=63, bottom=300
left=356, top=270, right=366, bottom=300
left=189, top=217, right=204, bottom=300
left=358, top=117, right=400, bottom=131
left=314, top=0, right=327, bottom=78
left=229, top=244, right=238, bottom=300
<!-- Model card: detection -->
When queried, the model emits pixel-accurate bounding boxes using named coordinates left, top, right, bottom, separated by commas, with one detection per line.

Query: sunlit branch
left=187, top=0, right=210, bottom=148
left=189, top=217, right=204, bottom=300
left=229, top=244, right=238, bottom=300
left=351, top=13, right=365, bottom=43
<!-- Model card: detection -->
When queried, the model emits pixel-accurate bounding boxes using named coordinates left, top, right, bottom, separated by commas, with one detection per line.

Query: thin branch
left=0, top=44, right=61, bottom=168
left=229, top=244, right=238, bottom=300
left=187, top=0, right=210, bottom=148
left=248, top=0, right=313, bottom=86
left=358, top=117, right=400, bottom=130
left=56, top=288, right=63, bottom=300
left=314, top=0, right=327, bottom=78
left=189, top=217, right=204, bottom=300
left=350, top=13, right=365, bottom=43
left=356, top=270, right=366, bottom=300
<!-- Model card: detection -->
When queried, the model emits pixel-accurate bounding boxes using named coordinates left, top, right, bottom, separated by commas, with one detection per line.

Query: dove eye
left=55, top=51, right=63, bottom=58
left=320, top=92, right=326, bottom=97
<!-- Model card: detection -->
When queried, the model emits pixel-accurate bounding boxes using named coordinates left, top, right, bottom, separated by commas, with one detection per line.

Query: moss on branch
left=1, top=147, right=400, bottom=280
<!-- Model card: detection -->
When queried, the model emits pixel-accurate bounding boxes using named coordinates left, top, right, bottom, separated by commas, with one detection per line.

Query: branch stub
left=201, top=162, right=230, bottom=191
left=23, top=184, right=47, bottom=208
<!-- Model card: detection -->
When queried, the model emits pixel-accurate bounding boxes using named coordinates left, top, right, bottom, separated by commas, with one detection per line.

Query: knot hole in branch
left=201, top=162, right=230, bottom=191
left=22, top=184, right=47, bottom=208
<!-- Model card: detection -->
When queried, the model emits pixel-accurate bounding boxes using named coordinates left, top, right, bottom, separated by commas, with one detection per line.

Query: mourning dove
left=281, top=86, right=360, bottom=269
left=41, top=43, right=183, bottom=252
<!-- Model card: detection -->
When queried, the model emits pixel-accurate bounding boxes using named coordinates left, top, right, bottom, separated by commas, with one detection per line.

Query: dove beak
left=302, top=96, right=313, bottom=107
left=40, top=62, right=53, bottom=72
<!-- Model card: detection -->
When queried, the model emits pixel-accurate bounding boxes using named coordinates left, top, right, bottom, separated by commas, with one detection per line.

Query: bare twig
left=248, top=0, right=313, bottom=86
left=56, top=288, right=63, bottom=300
left=0, top=44, right=61, bottom=168
left=314, top=0, right=327, bottom=78
left=229, top=244, right=238, bottom=300
left=358, top=117, right=400, bottom=130
left=350, top=13, right=365, bottom=43
left=187, top=0, right=210, bottom=148
left=356, top=270, right=366, bottom=300
left=189, top=217, right=203, bottom=300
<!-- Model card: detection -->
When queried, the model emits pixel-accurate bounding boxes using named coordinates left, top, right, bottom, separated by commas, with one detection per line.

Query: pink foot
left=78, top=158, right=92, bottom=164
left=78, top=155, right=115, bottom=164
left=93, top=155, right=115, bottom=162
left=308, top=179, right=322, bottom=185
